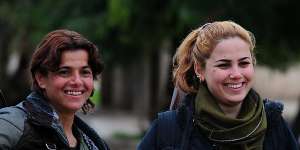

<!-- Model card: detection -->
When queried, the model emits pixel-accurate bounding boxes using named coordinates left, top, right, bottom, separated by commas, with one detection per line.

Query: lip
left=64, top=90, right=85, bottom=97
left=224, top=82, right=246, bottom=92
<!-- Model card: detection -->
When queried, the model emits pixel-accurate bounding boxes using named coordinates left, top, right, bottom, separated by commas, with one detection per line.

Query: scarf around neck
left=194, top=85, right=267, bottom=150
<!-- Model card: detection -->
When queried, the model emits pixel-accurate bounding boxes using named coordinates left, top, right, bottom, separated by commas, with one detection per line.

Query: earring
left=196, top=74, right=203, bottom=84
left=90, top=89, right=95, bottom=97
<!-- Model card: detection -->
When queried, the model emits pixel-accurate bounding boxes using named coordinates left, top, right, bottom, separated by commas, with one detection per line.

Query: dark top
left=138, top=95, right=299, bottom=150
left=0, top=91, right=110, bottom=150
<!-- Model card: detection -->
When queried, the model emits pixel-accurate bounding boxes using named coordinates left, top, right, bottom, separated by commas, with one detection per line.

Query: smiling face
left=35, top=49, right=94, bottom=114
left=196, top=37, right=254, bottom=107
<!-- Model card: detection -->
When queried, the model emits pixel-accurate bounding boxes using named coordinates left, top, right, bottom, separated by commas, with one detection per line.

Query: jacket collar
left=23, top=91, right=108, bottom=149
left=23, top=91, right=60, bottom=127
left=23, top=91, right=69, bottom=146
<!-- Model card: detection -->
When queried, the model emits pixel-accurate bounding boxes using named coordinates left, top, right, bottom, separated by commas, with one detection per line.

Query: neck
left=58, top=112, right=77, bottom=147
left=59, top=113, right=74, bottom=130
left=218, top=102, right=242, bottom=118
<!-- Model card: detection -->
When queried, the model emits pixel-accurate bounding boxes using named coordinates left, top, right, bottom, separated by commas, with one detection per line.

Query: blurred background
left=1, top=0, right=300, bottom=149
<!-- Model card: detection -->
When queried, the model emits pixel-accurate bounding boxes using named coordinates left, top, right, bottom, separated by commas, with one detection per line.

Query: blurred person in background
left=138, top=21, right=298, bottom=150
left=0, top=29, right=110, bottom=150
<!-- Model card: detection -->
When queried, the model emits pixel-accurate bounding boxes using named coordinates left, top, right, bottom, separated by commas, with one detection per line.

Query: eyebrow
left=215, top=57, right=250, bottom=63
left=58, top=65, right=91, bottom=69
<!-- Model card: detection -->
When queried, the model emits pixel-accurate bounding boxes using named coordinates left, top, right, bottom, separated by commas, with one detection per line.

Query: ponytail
left=173, top=29, right=199, bottom=93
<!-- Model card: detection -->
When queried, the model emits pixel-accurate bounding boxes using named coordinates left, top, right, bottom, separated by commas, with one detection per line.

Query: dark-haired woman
left=0, top=29, right=109, bottom=150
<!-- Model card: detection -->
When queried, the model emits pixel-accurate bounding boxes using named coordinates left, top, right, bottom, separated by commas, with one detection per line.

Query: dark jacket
left=138, top=95, right=299, bottom=150
left=0, top=91, right=109, bottom=150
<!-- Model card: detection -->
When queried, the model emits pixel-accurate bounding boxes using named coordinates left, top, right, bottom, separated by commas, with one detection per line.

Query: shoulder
left=138, top=110, right=184, bottom=150
left=263, top=99, right=284, bottom=122
left=263, top=99, right=284, bottom=113
left=0, top=103, right=27, bottom=148
left=137, top=119, right=158, bottom=150
left=263, top=99, right=299, bottom=149
left=0, top=103, right=27, bottom=129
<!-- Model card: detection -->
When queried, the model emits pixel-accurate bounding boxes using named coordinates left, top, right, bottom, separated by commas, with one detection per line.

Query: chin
left=227, top=95, right=247, bottom=103
left=65, top=103, right=85, bottom=111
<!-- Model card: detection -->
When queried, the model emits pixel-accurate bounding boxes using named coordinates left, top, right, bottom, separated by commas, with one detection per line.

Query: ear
left=194, top=63, right=204, bottom=80
left=34, top=73, right=47, bottom=89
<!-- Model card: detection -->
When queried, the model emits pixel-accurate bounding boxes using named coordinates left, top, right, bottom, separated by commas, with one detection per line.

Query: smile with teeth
left=226, top=83, right=243, bottom=89
left=65, top=90, right=84, bottom=96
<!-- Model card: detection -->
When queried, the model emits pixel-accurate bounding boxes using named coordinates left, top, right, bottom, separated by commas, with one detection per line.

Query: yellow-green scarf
left=194, top=85, right=267, bottom=150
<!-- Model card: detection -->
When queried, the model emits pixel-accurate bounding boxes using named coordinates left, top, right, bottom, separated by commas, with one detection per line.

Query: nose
left=229, top=66, right=242, bottom=79
left=70, top=72, right=83, bottom=86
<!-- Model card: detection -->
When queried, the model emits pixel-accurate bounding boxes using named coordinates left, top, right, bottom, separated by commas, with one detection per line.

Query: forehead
left=209, top=37, right=251, bottom=61
left=60, top=49, right=89, bottom=65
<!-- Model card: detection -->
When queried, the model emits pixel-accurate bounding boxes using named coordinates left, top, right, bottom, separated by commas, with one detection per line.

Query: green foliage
left=90, top=89, right=101, bottom=107
left=0, top=0, right=300, bottom=68
left=107, top=0, right=131, bottom=29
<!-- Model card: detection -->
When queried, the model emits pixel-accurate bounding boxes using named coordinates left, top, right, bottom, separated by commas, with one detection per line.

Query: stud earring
left=200, top=78, right=204, bottom=83
left=196, top=74, right=203, bottom=84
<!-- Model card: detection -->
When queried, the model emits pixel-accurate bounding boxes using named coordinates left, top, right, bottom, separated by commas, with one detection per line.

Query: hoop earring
left=90, top=89, right=95, bottom=97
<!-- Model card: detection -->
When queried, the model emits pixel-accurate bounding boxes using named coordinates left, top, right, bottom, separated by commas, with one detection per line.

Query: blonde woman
left=138, top=21, right=298, bottom=150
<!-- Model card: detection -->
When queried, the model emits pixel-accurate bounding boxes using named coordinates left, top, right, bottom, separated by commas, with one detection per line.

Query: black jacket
left=0, top=91, right=110, bottom=150
left=138, top=95, right=299, bottom=150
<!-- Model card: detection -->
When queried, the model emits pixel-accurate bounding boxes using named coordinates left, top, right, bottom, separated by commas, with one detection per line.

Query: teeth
left=66, top=91, right=83, bottom=96
left=227, top=83, right=242, bottom=89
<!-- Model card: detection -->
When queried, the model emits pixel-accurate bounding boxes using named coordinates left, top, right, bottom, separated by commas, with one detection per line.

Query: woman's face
left=196, top=37, right=254, bottom=106
left=36, top=49, right=94, bottom=114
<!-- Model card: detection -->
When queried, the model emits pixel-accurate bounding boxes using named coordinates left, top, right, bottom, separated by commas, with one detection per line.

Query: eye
left=81, top=68, right=93, bottom=77
left=239, top=61, right=251, bottom=68
left=56, top=68, right=70, bottom=77
left=216, top=63, right=230, bottom=69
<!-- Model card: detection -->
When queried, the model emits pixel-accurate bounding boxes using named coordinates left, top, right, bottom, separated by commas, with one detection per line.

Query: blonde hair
left=173, top=21, right=256, bottom=93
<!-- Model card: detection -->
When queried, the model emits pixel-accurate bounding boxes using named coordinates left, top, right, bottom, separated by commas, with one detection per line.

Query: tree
left=1, top=0, right=300, bottom=120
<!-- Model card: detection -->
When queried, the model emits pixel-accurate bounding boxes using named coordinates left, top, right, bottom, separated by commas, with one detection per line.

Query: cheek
left=206, top=69, right=227, bottom=83
left=243, top=67, right=255, bottom=79
left=50, top=77, right=67, bottom=89
left=84, top=78, right=94, bottom=89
